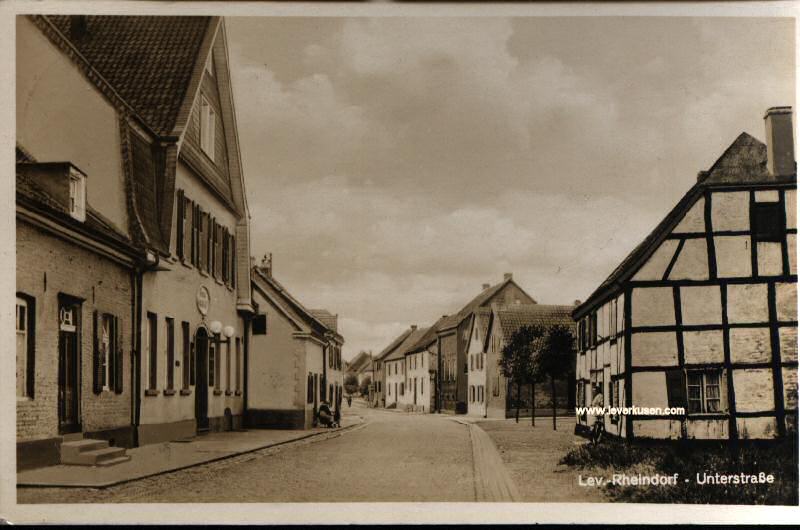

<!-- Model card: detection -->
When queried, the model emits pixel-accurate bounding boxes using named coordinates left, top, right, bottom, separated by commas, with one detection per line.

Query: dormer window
left=200, top=96, right=216, bottom=162
left=68, top=168, right=86, bottom=222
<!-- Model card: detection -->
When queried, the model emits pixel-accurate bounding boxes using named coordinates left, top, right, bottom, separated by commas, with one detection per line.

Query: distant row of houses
left=16, top=15, right=343, bottom=471
left=354, top=107, right=797, bottom=442
left=354, top=274, right=577, bottom=418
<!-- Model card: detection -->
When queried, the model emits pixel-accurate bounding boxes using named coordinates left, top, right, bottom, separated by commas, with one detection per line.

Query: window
left=165, top=317, right=175, bottom=391
left=235, top=337, right=241, bottom=393
left=176, top=190, right=185, bottom=260
left=182, top=322, right=191, bottom=390
left=200, top=97, right=216, bottom=161
left=209, top=338, right=217, bottom=389
left=207, top=216, right=214, bottom=275
left=93, top=312, right=122, bottom=395
left=100, top=314, right=112, bottom=390
left=687, top=370, right=723, bottom=414
left=191, top=203, right=200, bottom=266
left=753, top=202, right=784, bottom=242
left=68, top=168, right=86, bottom=222
left=147, top=312, right=158, bottom=390
left=16, top=296, right=35, bottom=398
left=493, top=375, right=500, bottom=397
left=307, top=374, right=314, bottom=404
left=252, top=314, right=267, bottom=335
left=226, top=340, right=231, bottom=393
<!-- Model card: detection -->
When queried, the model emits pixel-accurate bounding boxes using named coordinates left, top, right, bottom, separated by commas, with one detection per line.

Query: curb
left=451, top=419, right=521, bottom=502
left=17, top=417, right=366, bottom=490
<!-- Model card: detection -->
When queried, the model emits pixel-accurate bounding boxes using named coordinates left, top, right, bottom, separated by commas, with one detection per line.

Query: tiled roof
left=406, top=315, right=448, bottom=353
left=574, top=131, right=796, bottom=319
left=439, top=278, right=535, bottom=331
left=375, top=329, right=413, bottom=362
left=347, top=351, right=371, bottom=373
left=252, top=269, right=340, bottom=341
left=45, top=15, right=210, bottom=136
left=385, top=327, right=426, bottom=361
left=495, top=305, right=575, bottom=342
left=473, top=307, right=492, bottom=344
left=400, top=327, right=431, bottom=356
left=16, top=167, right=135, bottom=250
left=309, top=309, right=338, bottom=332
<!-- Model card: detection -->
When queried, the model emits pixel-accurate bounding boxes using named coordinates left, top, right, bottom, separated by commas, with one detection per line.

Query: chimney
left=574, top=299, right=582, bottom=306
left=503, top=273, right=513, bottom=281
left=482, top=283, right=490, bottom=290
left=764, top=106, right=795, bottom=177
left=70, top=15, right=88, bottom=40
left=257, top=253, right=273, bottom=277
left=411, top=324, right=417, bottom=331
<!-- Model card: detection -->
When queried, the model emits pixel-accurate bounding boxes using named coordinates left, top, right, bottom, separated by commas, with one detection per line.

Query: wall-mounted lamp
left=210, top=320, right=236, bottom=343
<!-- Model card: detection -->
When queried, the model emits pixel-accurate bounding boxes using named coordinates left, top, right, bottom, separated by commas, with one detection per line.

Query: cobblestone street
left=17, top=402, right=477, bottom=503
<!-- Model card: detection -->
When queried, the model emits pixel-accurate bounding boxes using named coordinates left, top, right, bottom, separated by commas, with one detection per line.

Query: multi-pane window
left=307, top=374, right=313, bottom=404
left=687, top=370, right=722, bottom=414
left=182, top=322, right=191, bottom=390
left=100, top=314, right=112, bottom=390
left=68, top=170, right=86, bottom=222
left=147, top=312, right=158, bottom=390
left=165, top=318, right=175, bottom=391
left=16, top=297, right=32, bottom=398
left=200, top=97, right=216, bottom=161
left=93, top=311, right=122, bottom=395
left=235, top=337, right=241, bottom=393
left=225, top=340, right=231, bottom=393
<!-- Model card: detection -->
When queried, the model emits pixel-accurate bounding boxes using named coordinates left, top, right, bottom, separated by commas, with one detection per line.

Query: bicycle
left=590, top=418, right=605, bottom=445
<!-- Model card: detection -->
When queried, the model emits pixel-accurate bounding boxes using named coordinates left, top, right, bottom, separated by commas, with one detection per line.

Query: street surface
left=18, top=401, right=477, bottom=503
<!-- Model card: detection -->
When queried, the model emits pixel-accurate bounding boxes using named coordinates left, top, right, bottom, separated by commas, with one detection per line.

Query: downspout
left=131, top=266, right=143, bottom=447
left=243, top=314, right=251, bottom=417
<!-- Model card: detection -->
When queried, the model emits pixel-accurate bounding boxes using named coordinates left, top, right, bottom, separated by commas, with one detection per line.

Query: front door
left=58, top=297, right=81, bottom=434
left=414, top=378, right=418, bottom=405
left=195, top=328, right=209, bottom=431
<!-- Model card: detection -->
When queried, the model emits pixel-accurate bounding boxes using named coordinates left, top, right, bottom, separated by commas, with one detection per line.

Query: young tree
left=499, top=325, right=546, bottom=424
left=532, top=324, right=576, bottom=430
left=344, top=373, right=359, bottom=397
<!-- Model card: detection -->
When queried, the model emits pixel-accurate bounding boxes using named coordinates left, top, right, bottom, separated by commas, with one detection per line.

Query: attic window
left=68, top=168, right=86, bottom=222
left=752, top=202, right=784, bottom=242
left=200, top=97, right=216, bottom=162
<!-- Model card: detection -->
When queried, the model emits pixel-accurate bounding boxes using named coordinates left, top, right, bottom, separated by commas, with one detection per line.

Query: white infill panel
left=680, top=285, right=722, bottom=325
left=631, top=332, right=678, bottom=367
left=714, top=236, right=752, bottom=278
left=631, top=287, right=675, bottom=327
left=785, top=189, right=796, bottom=230
left=632, top=371, right=669, bottom=409
left=775, top=282, right=797, bottom=322
left=782, top=367, right=798, bottom=410
left=736, top=417, right=778, bottom=439
left=711, top=191, right=750, bottom=231
left=727, top=283, right=769, bottom=324
left=779, top=327, right=798, bottom=362
left=672, top=197, right=706, bottom=233
left=732, top=368, right=775, bottom=413
left=633, top=240, right=679, bottom=281
left=668, top=239, right=709, bottom=281
left=729, top=327, right=772, bottom=364
left=757, top=242, right=784, bottom=277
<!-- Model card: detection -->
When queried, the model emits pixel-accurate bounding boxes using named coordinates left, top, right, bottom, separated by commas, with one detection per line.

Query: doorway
left=195, top=327, right=209, bottom=431
left=58, top=296, right=81, bottom=434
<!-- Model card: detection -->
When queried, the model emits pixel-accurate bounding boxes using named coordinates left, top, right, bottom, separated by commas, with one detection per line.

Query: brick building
left=17, top=15, right=256, bottom=459
left=574, top=107, right=797, bottom=440
left=16, top=151, right=140, bottom=470
left=436, top=274, right=536, bottom=413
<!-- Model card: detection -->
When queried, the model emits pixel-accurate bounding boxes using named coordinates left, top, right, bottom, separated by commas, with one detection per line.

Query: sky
left=226, top=16, right=795, bottom=361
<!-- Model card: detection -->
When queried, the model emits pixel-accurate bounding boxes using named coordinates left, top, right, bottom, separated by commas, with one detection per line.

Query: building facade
left=481, top=304, right=575, bottom=419
left=437, top=274, right=536, bottom=413
left=248, top=267, right=344, bottom=429
left=18, top=15, right=256, bottom=451
left=574, top=107, right=797, bottom=440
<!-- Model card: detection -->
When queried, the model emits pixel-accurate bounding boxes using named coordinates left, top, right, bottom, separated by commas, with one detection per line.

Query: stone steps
left=60, top=435, right=131, bottom=466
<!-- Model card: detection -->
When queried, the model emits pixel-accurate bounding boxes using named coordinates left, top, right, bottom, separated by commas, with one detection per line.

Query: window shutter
left=176, top=190, right=185, bottom=260
left=92, top=310, right=102, bottom=394
left=183, top=197, right=192, bottom=262
left=115, top=316, right=124, bottom=393
left=665, top=369, right=686, bottom=409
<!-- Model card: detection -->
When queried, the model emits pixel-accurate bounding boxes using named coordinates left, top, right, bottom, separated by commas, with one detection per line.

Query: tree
left=344, top=373, right=359, bottom=397
left=499, top=325, right=545, bottom=424
left=359, top=375, right=372, bottom=398
left=532, top=324, right=576, bottom=430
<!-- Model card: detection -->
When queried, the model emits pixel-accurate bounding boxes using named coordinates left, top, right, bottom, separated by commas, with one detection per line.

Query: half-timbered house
left=574, top=107, right=797, bottom=440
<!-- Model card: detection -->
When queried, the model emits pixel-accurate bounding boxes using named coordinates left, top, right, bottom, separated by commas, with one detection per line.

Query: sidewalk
left=17, top=414, right=364, bottom=489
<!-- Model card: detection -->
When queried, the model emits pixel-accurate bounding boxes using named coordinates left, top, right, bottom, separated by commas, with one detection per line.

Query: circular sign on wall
left=196, top=286, right=211, bottom=316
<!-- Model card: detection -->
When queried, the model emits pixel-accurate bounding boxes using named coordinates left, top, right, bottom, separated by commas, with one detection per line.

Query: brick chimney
left=411, top=324, right=417, bottom=331
left=764, top=106, right=795, bottom=177
left=503, top=273, right=513, bottom=281
left=257, top=253, right=273, bottom=277
left=482, top=283, right=490, bottom=290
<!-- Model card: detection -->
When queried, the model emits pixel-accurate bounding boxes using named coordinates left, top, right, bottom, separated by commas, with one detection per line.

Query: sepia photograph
left=3, top=1, right=799, bottom=525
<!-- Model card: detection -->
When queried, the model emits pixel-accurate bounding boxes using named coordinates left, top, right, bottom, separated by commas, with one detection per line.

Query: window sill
left=164, top=389, right=176, bottom=396
left=234, top=390, right=242, bottom=396
left=180, top=389, right=192, bottom=396
left=225, top=390, right=232, bottom=396
left=145, top=389, right=160, bottom=397
left=213, top=389, right=223, bottom=396
left=17, top=396, right=33, bottom=402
